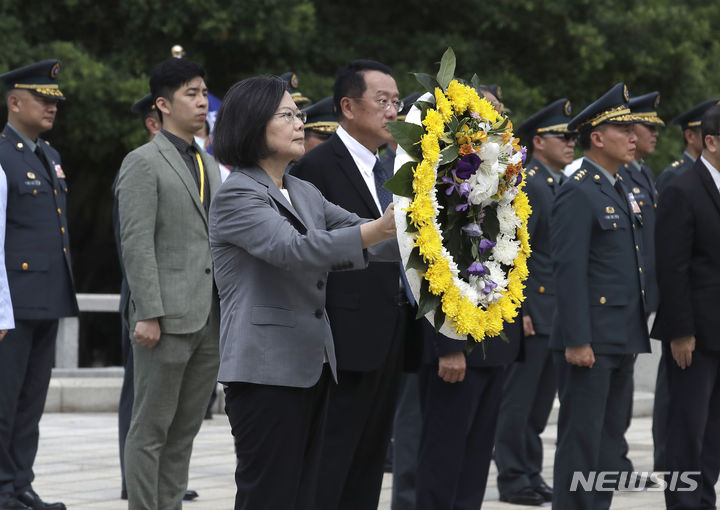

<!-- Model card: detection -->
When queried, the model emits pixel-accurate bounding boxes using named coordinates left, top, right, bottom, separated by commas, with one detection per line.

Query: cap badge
left=564, top=100, right=572, bottom=116
left=50, top=62, right=61, bottom=79
left=291, top=74, right=299, bottom=89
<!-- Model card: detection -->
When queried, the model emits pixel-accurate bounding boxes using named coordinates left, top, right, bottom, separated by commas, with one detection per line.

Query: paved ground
left=29, top=412, right=673, bottom=509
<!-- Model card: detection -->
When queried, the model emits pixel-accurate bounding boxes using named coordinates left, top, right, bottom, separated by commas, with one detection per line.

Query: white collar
left=336, top=125, right=379, bottom=177
left=700, top=155, right=720, bottom=192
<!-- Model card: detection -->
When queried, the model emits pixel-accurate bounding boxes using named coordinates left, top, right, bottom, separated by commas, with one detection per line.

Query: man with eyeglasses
left=291, top=59, right=406, bottom=510
left=492, top=99, right=575, bottom=507
left=652, top=103, right=720, bottom=510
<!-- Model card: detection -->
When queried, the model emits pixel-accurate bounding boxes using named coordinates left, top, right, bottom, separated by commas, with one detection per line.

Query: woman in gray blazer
left=210, top=76, right=397, bottom=510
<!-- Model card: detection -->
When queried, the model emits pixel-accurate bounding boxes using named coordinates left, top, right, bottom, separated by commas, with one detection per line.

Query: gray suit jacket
left=209, top=166, right=373, bottom=388
left=116, top=131, right=221, bottom=335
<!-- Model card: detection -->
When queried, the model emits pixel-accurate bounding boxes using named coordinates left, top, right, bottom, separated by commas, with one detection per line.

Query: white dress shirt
left=335, top=125, right=383, bottom=215
left=0, top=164, right=15, bottom=330
left=701, top=155, right=720, bottom=192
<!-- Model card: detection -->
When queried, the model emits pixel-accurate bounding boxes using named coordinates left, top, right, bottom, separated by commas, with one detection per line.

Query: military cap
left=567, top=82, right=631, bottom=132
left=130, top=93, right=156, bottom=117
left=617, top=91, right=665, bottom=126
left=0, top=59, right=65, bottom=100
left=397, top=92, right=421, bottom=121
left=672, top=98, right=720, bottom=130
left=303, top=96, right=338, bottom=135
left=480, top=84, right=510, bottom=114
left=280, top=72, right=311, bottom=108
left=517, top=98, right=575, bottom=139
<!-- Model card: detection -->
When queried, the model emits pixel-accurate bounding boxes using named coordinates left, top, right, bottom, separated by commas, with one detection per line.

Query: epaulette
left=617, top=173, right=624, bottom=182
left=527, top=168, right=536, bottom=177
left=671, top=159, right=683, bottom=168
left=573, top=168, right=589, bottom=181
left=44, top=139, right=51, bottom=146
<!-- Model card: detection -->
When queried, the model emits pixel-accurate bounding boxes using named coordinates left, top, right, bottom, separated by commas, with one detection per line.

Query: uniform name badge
left=627, top=192, right=641, bottom=214
left=54, top=164, right=66, bottom=179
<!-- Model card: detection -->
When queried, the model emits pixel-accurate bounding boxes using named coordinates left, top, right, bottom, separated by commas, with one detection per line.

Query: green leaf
left=499, top=330, right=509, bottom=343
left=383, top=161, right=415, bottom=198
left=438, top=143, right=459, bottom=166
left=482, top=205, right=500, bottom=241
left=386, top=121, right=424, bottom=161
left=405, top=215, right=418, bottom=233
left=416, top=278, right=441, bottom=319
left=471, top=241, right=479, bottom=259
left=465, top=337, right=477, bottom=355
left=406, top=246, right=428, bottom=272
left=436, top=47, right=456, bottom=90
left=413, top=73, right=440, bottom=95
left=470, top=73, right=483, bottom=93
left=433, top=305, right=446, bottom=332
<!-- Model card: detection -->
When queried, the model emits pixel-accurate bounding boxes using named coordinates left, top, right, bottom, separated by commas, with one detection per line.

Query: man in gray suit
left=115, top=57, right=221, bottom=510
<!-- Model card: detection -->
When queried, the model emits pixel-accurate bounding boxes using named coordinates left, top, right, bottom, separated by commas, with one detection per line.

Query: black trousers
left=552, top=352, right=634, bottom=510
left=391, top=372, right=421, bottom=510
left=0, top=319, right=58, bottom=494
left=652, top=343, right=671, bottom=471
left=314, top=306, right=407, bottom=510
left=224, top=365, right=331, bottom=510
left=494, top=334, right=556, bottom=494
left=416, top=363, right=505, bottom=510
left=664, top=349, right=720, bottom=510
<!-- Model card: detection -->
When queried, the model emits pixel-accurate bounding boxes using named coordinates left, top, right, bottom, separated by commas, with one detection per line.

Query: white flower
left=479, top=142, right=500, bottom=166
left=492, top=234, right=520, bottom=265
left=484, top=260, right=508, bottom=290
left=468, top=169, right=499, bottom=205
left=499, top=186, right=519, bottom=205
left=508, top=151, right=523, bottom=165
left=497, top=203, right=521, bottom=236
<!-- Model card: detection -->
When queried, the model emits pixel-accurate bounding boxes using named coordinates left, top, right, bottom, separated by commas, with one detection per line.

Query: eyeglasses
left=351, top=97, right=404, bottom=112
left=274, top=110, right=307, bottom=123
left=541, top=132, right=578, bottom=142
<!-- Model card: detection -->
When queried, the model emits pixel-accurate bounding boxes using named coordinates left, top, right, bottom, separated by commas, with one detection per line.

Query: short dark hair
left=333, top=59, right=392, bottom=120
left=578, top=127, right=593, bottom=150
left=701, top=104, right=720, bottom=149
left=213, top=76, right=287, bottom=167
left=149, top=58, right=206, bottom=121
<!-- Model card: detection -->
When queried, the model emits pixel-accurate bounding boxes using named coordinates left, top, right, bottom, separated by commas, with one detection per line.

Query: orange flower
left=459, top=143, right=475, bottom=156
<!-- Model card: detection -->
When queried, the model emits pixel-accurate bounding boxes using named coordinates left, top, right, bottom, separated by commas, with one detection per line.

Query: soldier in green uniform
left=551, top=83, right=650, bottom=510
left=495, top=98, right=577, bottom=506
left=279, top=72, right=311, bottom=109
left=0, top=60, right=75, bottom=510
left=656, top=98, right=719, bottom=192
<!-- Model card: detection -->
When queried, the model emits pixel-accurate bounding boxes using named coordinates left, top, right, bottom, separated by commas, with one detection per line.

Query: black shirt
left=161, top=129, right=210, bottom=214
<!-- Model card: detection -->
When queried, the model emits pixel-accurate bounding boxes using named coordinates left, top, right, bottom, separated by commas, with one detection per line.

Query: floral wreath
left=385, top=48, right=531, bottom=343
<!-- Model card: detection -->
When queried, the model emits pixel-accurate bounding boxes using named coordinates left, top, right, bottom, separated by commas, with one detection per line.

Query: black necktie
left=373, top=157, right=393, bottom=212
left=34, top=146, right=54, bottom=181
left=613, top=179, right=626, bottom=202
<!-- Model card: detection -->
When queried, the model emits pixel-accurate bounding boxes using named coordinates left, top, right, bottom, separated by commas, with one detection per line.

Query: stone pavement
left=31, top=413, right=672, bottom=509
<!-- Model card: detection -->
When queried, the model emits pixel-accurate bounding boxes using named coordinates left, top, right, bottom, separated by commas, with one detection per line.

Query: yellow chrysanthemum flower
left=420, top=134, right=440, bottom=163
left=426, top=258, right=453, bottom=295
left=408, top=194, right=436, bottom=227
left=473, top=96, right=500, bottom=124
left=484, top=304, right=504, bottom=337
left=422, top=109, right=445, bottom=138
left=415, top=226, right=444, bottom=262
left=447, top=80, right=470, bottom=115
left=441, top=286, right=461, bottom=317
left=435, top=88, right=453, bottom=123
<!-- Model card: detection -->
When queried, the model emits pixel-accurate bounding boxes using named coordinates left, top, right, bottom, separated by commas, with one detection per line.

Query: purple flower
left=467, top=262, right=488, bottom=276
left=520, top=146, right=528, bottom=164
left=478, top=238, right=496, bottom=253
left=461, top=223, right=483, bottom=237
left=515, top=172, right=523, bottom=186
left=456, top=153, right=482, bottom=179
left=455, top=202, right=469, bottom=212
left=482, top=280, right=498, bottom=294
left=442, top=170, right=472, bottom=201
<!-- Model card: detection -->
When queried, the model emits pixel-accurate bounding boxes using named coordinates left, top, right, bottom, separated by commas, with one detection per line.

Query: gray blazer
left=209, top=166, right=373, bottom=388
left=116, top=131, right=221, bottom=335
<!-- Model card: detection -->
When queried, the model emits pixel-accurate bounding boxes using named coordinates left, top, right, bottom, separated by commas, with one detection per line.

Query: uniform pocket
left=251, top=306, right=296, bottom=327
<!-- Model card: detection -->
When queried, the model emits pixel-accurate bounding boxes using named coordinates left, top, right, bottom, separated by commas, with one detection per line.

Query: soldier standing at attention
left=0, top=60, right=77, bottom=510
left=495, top=98, right=576, bottom=506
left=550, top=83, right=650, bottom=510
left=656, top=98, right=719, bottom=192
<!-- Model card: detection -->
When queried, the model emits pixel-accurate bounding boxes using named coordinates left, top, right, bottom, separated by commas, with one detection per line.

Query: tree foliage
left=0, top=0, right=718, bottom=364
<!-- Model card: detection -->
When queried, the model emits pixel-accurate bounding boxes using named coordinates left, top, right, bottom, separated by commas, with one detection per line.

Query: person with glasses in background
left=494, top=99, right=577, bottom=506
left=209, top=75, right=398, bottom=510
left=291, top=59, right=408, bottom=510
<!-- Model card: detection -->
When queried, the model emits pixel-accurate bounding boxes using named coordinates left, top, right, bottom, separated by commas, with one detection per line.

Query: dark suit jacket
left=524, top=158, right=561, bottom=336
left=651, top=158, right=720, bottom=352
left=0, top=124, right=78, bottom=320
left=291, top=133, right=402, bottom=372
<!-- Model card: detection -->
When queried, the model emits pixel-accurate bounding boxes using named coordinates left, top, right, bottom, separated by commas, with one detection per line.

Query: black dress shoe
left=183, top=490, right=199, bottom=501
left=499, top=487, right=545, bottom=506
left=0, top=493, right=30, bottom=510
left=120, top=487, right=127, bottom=500
left=15, top=489, right=65, bottom=510
left=534, top=481, right=553, bottom=502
